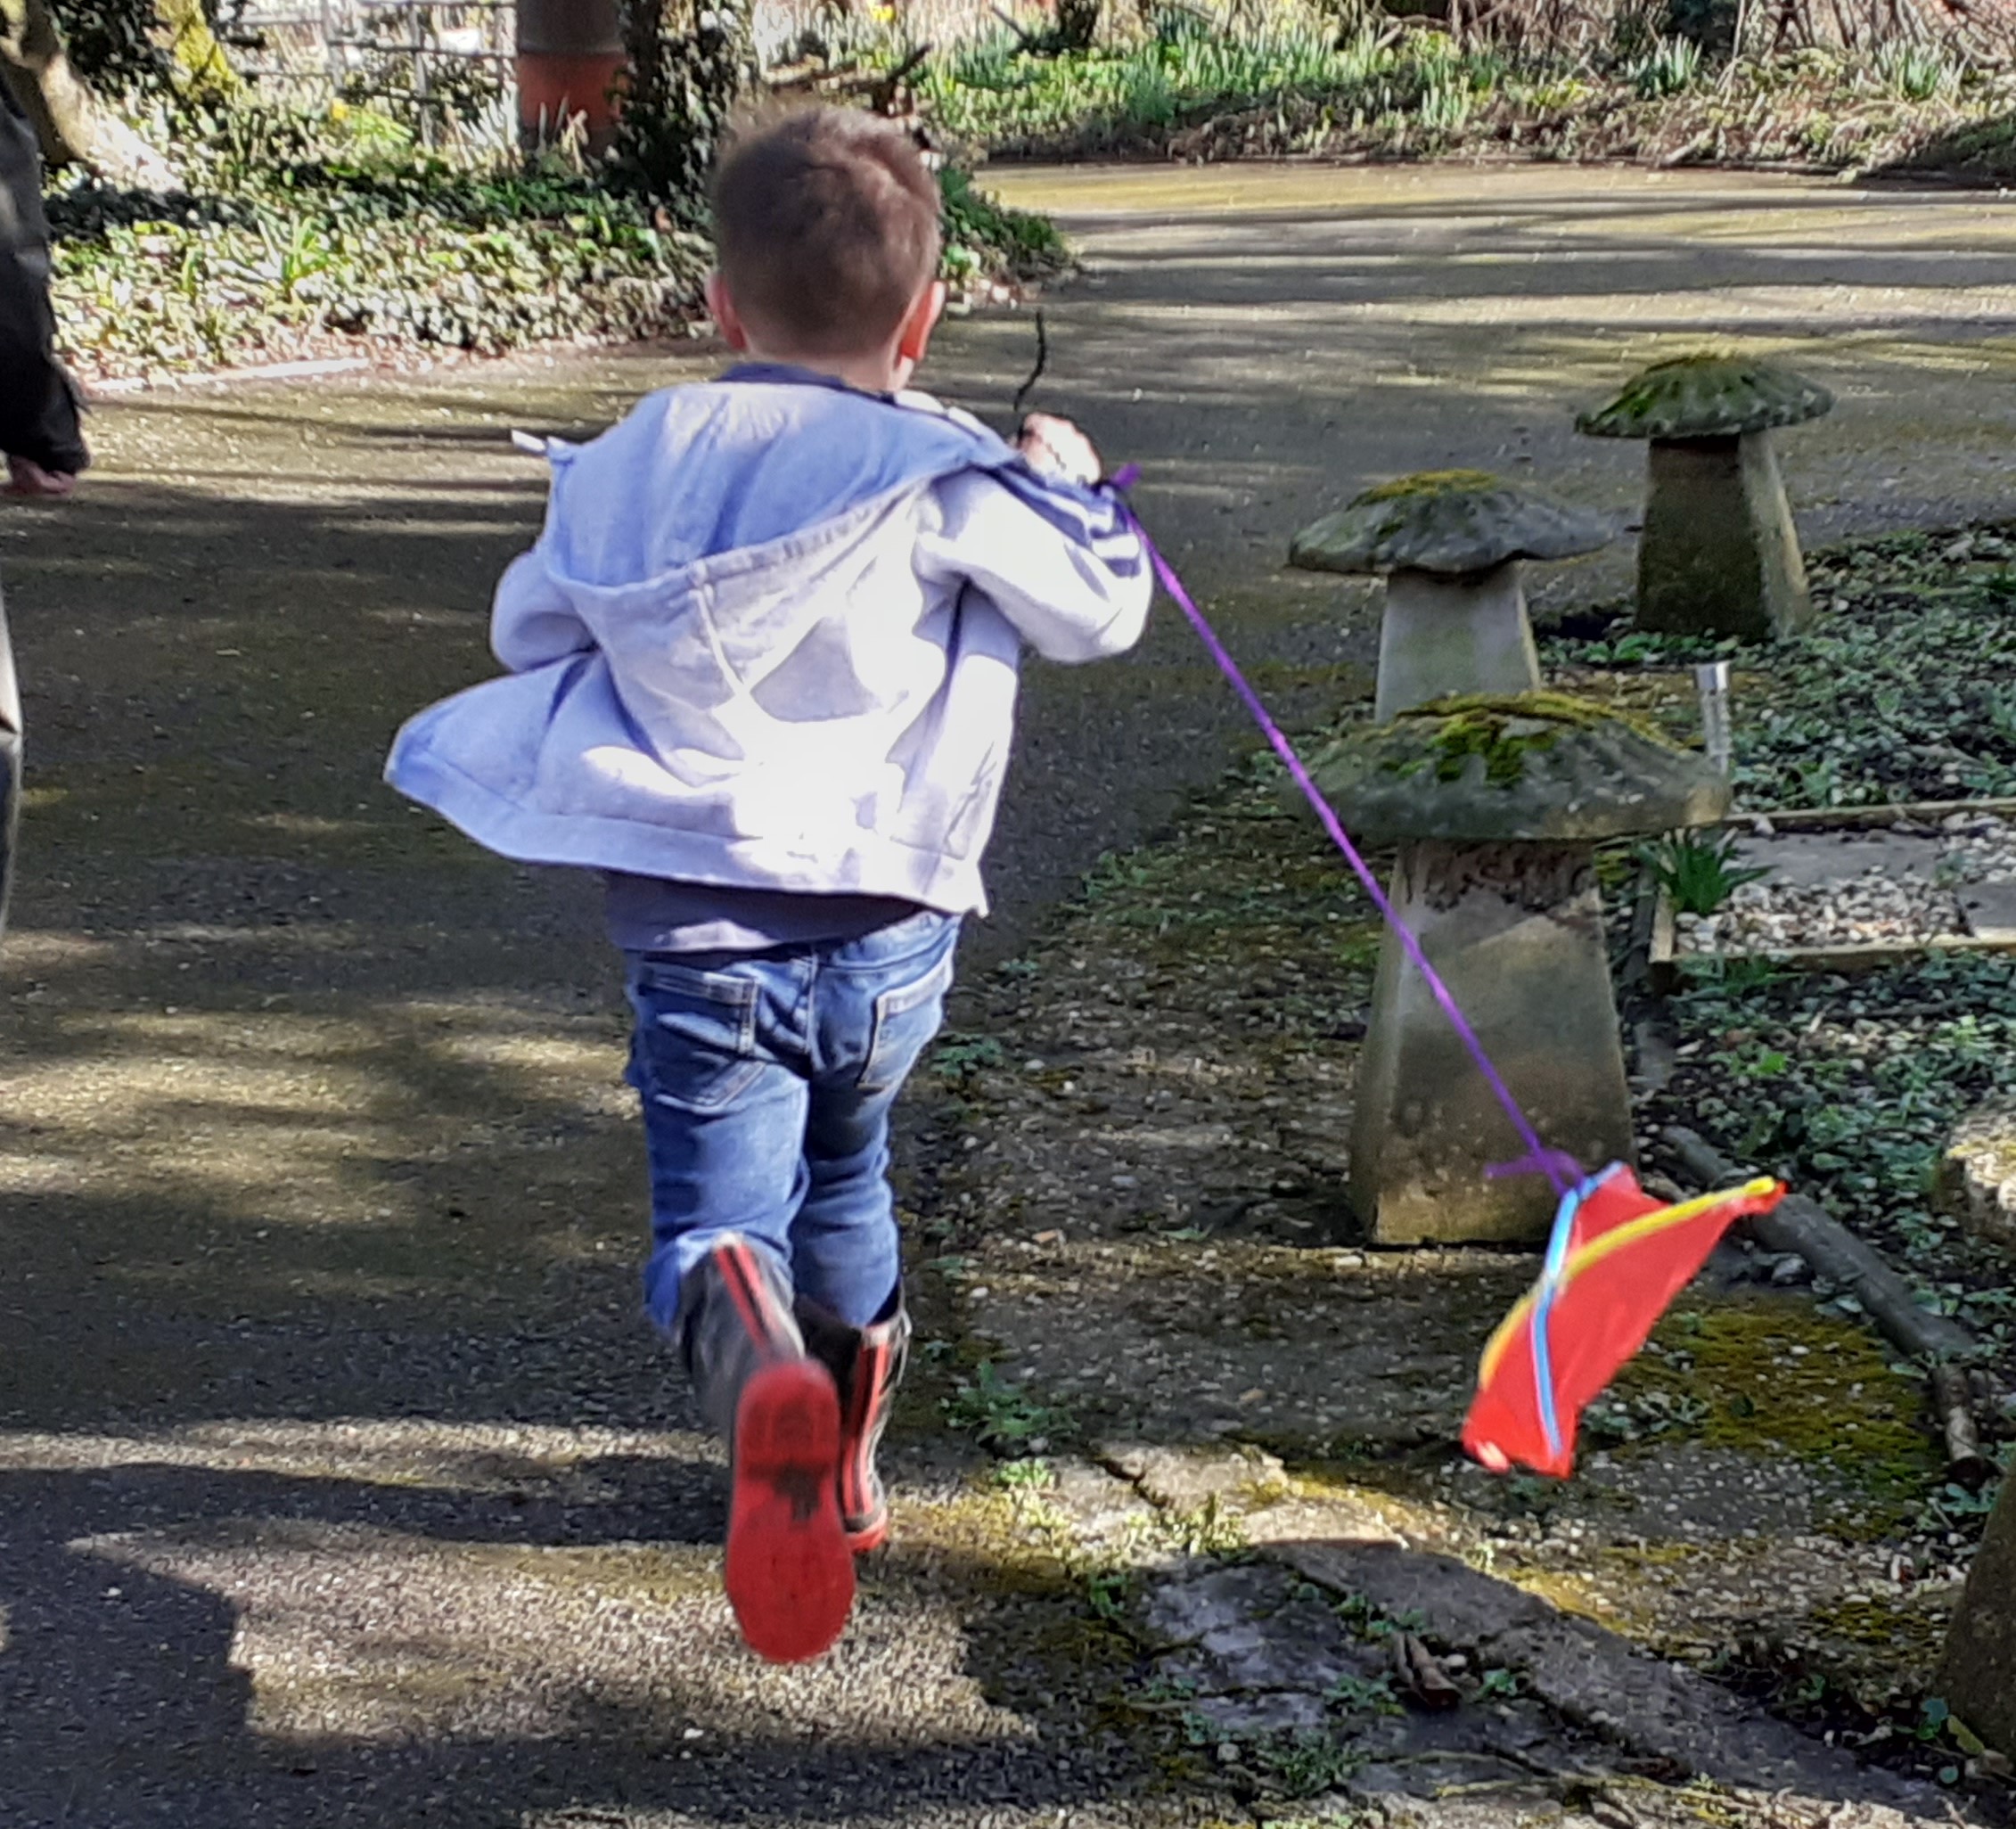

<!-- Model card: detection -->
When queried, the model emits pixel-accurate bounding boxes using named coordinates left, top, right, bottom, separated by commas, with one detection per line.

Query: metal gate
left=226, top=0, right=517, bottom=143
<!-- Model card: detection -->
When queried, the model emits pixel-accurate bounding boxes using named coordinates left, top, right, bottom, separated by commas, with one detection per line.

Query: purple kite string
left=1106, top=469, right=1574, bottom=1200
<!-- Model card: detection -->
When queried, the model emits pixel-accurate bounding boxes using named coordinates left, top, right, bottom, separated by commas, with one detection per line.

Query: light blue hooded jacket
left=384, top=367, right=1151, bottom=916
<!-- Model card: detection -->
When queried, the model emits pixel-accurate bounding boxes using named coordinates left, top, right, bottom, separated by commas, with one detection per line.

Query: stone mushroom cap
left=1577, top=355, right=1834, bottom=441
left=1306, top=692, right=1731, bottom=845
left=1288, top=470, right=1617, bottom=578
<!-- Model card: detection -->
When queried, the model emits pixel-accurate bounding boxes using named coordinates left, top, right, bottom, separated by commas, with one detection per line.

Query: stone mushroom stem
left=1350, top=841, right=1635, bottom=1245
left=1637, top=431, right=1813, bottom=641
left=1376, top=562, right=1542, bottom=723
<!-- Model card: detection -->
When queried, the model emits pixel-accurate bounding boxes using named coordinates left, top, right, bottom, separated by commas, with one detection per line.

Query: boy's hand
left=1016, top=414, right=1102, bottom=488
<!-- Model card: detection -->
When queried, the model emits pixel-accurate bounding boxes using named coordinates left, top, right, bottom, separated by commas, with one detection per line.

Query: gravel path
left=5, top=164, right=2015, bottom=1825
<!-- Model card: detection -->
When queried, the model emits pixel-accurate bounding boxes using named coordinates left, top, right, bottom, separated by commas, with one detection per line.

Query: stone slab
left=1728, top=831, right=1947, bottom=890
left=1273, top=1540, right=1944, bottom=1813
left=1960, top=880, right=2016, bottom=942
left=1937, top=1098, right=2016, bottom=1249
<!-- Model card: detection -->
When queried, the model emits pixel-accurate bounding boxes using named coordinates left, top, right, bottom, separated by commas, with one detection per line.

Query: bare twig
left=1392, top=1631, right=1463, bottom=1710
left=869, top=40, right=932, bottom=114
left=989, top=4, right=1039, bottom=49
left=1010, top=309, right=1049, bottom=425
left=1933, top=1362, right=1996, bottom=1486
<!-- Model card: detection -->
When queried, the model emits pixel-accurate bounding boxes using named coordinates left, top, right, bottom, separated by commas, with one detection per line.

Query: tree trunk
left=0, top=0, right=172, bottom=182
left=1054, top=0, right=1101, bottom=51
left=1935, top=1472, right=2016, bottom=1756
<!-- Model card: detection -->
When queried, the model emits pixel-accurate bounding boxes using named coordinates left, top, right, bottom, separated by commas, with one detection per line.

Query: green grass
left=866, top=20, right=2013, bottom=176
left=914, top=16, right=1502, bottom=156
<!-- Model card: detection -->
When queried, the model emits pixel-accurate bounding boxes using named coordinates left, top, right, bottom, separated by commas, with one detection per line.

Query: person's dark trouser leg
left=0, top=586, right=19, bottom=945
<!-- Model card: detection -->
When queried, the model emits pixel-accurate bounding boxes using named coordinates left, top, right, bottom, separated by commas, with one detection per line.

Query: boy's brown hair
left=711, top=107, right=941, bottom=357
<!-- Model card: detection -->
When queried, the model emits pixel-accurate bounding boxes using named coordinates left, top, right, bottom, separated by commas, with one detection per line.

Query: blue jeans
left=623, top=909, right=961, bottom=1333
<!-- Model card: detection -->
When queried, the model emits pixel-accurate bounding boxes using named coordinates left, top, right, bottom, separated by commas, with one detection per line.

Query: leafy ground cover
left=52, top=102, right=1063, bottom=381
left=1641, top=952, right=2016, bottom=1342
left=877, top=14, right=2016, bottom=176
left=897, top=516, right=2016, bottom=1748
left=1545, top=526, right=2016, bottom=809
left=1550, top=526, right=2016, bottom=1365
left=897, top=613, right=2008, bottom=1781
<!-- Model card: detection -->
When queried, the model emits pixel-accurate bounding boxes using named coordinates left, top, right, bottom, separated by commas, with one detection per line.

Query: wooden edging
left=1651, top=928, right=2016, bottom=992
left=1726, top=796, right=2016, bottom=833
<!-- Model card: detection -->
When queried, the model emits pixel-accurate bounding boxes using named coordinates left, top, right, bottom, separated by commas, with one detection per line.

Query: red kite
left=1463, top=1162, right=1787, bottom=1479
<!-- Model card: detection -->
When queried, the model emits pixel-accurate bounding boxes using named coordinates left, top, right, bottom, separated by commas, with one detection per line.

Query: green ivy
left=49, top=100, right=1061, bottom=375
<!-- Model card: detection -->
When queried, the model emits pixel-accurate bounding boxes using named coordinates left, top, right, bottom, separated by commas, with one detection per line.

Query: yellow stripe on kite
left=1473, top=1178, right=1781, bottom=1387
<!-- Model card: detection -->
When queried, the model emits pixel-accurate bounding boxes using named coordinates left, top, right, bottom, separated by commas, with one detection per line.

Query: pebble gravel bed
left=1676, top=814, right=2016, bottom=956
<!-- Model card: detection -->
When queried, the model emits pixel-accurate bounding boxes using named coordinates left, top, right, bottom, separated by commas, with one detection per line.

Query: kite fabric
left=1463, top=1162, right=1788, bottom=1480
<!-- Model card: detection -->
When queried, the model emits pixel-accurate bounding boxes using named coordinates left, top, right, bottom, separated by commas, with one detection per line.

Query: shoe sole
left=725, top=1358, right=854, bottom=1663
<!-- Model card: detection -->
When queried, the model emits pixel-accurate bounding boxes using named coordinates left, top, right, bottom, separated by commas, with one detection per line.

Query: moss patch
left=1602, top=1295, right=1938, bottom=1520
left=1378, top=691, right=1649, bottom=788
left=1357, top=468, right=1503, bottom=504
left=1416, top=703, right=1560, bottom=786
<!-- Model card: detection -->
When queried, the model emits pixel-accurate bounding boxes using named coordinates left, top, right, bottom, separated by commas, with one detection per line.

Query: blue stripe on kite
left=1530, top=1174, right=1600, bottom=1463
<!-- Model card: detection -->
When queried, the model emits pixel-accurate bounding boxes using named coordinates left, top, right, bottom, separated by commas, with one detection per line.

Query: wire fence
left=225, top=0, right=517, bottom=142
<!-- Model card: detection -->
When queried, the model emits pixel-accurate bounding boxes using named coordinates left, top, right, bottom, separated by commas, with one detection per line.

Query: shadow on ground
left=0, top=1448, right=1165, bottom=1829
left=12, top=168, right=2016, bottom=1821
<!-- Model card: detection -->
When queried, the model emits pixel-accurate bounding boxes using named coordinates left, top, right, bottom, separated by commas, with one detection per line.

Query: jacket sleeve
left=917, top=467, right=1152, bottom=665
left=489, top=545, right=594, bottom=672
left=0, top=95, right=86, bottom=476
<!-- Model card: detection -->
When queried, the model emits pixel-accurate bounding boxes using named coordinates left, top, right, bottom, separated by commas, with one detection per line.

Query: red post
left=517, top=0, right=626, bottom=148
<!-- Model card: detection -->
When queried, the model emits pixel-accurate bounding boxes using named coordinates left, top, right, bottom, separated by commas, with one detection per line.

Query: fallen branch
left=1656, top=129, right=1716, bottom=168
left=989, top=4, right=1040, bottom=50
left=1662, top=1127, right=1976, bottom=1364
left=1392, top=1631, right=1463, bottom=1710
left=869, top=41, right=933, bottom=114
left=1933, top=1362, right=1996, bottom=1486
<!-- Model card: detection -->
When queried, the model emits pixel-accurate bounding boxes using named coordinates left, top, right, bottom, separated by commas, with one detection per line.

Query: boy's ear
left=706, top=272, right=751, bottom=351
left=896, top=280, right=947, bottom=366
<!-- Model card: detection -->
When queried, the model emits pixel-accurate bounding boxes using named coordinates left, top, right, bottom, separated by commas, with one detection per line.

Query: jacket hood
left=534, top=366, right=1021, bottom=590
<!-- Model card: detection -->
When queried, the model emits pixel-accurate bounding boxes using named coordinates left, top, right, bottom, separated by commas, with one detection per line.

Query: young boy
left=386, top=108, right=1151, bottom=1664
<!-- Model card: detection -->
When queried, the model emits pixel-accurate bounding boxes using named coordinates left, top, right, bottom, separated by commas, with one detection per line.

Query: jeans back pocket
left=627, top=960, right=766, bottom=1114
left=859, top=948, right=955, bottom=1095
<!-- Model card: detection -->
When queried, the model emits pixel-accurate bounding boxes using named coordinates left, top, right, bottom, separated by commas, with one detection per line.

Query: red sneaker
left=677, top=1236, right=856, bottom=1663
left=724, top=1357, right=855, bottom=1663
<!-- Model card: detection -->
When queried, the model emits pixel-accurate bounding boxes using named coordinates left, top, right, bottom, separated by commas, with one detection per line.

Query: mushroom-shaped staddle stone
left=1290, top=471, right=1614, bottom=722
left=1309, top=695, right=1730, bottom=1246
left=1307, top=692, right=1732, bottom=845
left=1579, top=355, right=1834, bottom=642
